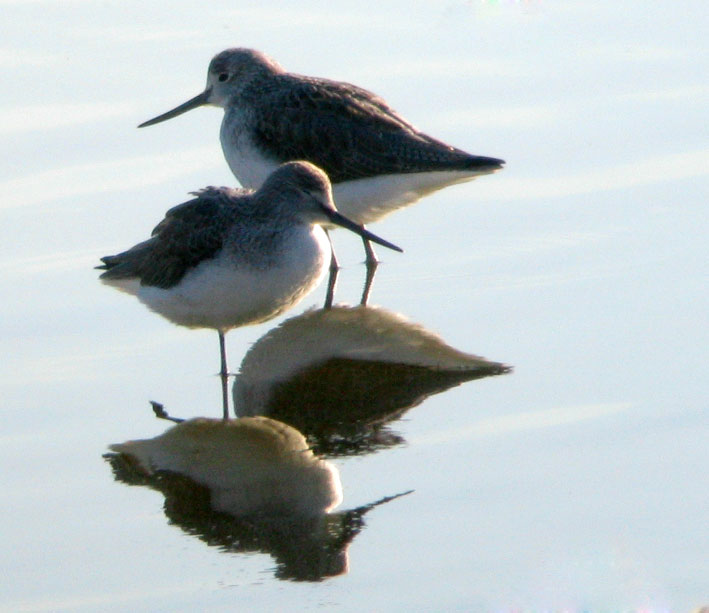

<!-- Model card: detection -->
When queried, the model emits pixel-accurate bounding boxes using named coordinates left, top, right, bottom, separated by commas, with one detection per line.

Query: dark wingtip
left=472, top=155, right=505, bottom=169
left=95, top=255, right=117, bottom=273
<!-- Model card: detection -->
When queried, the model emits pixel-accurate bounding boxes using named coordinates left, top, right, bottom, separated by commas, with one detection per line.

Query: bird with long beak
left=97, top=161, right=402, bottom=418
left=139, top=48, right=503, bottom=301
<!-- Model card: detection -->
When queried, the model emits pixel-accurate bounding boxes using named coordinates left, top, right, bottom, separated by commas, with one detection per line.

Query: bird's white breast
left=134, top=226, right=330, bottom=331
left=220, top=110, right=279, bottom=189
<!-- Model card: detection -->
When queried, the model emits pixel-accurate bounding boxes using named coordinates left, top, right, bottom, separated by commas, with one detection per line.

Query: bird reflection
left=233, top=304, right=511, bottom=455
left=105, top=416, right=410, bottom=582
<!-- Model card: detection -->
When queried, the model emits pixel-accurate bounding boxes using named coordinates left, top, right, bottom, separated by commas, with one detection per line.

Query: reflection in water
left=106, top=306, right=507, bottom=578
left=109, top=417, right=341, bottom=517
left=106, top=417, right=410, bottom=581
left=234, top=305, right=511, bottom=455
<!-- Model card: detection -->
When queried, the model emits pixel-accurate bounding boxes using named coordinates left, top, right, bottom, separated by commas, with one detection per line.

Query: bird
left=97, top=161, right=402, bottom=419
left=138, top=47, right=504, bottom=300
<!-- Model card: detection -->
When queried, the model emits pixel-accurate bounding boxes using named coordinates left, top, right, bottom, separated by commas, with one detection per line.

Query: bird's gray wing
left=98, top=190, right=237, bottom=289
left=251, top=77, right=503, bottom=183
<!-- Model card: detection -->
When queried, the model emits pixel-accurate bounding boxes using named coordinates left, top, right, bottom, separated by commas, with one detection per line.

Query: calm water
left=1, top=1, right=707, bottom=611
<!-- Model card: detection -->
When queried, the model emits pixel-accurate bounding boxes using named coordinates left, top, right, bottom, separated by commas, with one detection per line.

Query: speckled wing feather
left=251, top=76, right=504, bottom=183
left=98, top=189, right=243, bottom=289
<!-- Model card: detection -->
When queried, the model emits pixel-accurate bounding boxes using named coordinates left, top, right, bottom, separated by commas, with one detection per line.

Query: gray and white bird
left=97, top=161, right=402, bottom=418
left=139, top=48, right=504, bottom=284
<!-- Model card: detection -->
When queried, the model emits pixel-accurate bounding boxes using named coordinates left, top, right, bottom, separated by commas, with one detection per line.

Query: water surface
left=1, top=1, right=707, bottom=611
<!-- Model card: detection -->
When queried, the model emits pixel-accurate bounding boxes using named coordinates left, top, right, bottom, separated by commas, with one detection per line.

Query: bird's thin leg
left=363, top=235, right=379, bottom=268
left=325, top=267, right=339, bottom=309
left=324, top=229, right=339, bottom=309
left=218, top=330, right=229, bottom=420
left=360, top=236, right=379, bottom=306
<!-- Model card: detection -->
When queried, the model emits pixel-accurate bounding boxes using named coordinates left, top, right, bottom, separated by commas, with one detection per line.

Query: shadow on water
left=105, top=417, right=411, bottom=582
left=233, top=304, right=511, bottom=456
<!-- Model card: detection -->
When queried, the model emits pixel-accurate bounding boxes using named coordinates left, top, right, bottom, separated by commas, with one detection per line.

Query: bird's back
left=243, top=73, right=504, bottom=184
left=98, top=187, right=253, bottom=290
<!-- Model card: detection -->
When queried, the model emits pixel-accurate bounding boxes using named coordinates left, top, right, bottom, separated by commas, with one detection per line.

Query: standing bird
left=138, top=48, right=504, bottom=300
left=97, top=161, right=402, bottom=418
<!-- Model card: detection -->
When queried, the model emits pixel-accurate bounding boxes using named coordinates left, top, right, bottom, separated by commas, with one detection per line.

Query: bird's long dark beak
left=325, top=208, right=403, bottom=253
left=138, top=88, right=212, bottom=128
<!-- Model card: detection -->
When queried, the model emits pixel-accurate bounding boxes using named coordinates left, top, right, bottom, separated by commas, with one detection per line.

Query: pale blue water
left=1, top=1, right=707, bottom=611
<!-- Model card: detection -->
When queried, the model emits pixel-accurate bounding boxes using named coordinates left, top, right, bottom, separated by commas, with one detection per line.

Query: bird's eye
left=218, top=73, right=229, bottom=82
